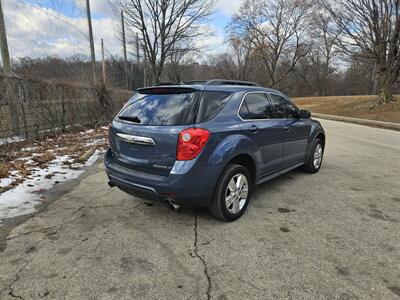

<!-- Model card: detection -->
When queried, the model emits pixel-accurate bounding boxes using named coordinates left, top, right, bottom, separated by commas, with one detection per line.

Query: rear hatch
left=109, top=87, right=199, bottom=177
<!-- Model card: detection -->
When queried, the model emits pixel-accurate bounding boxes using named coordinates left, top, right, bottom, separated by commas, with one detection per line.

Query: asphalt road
left=0, top=119, right=399, bottom=300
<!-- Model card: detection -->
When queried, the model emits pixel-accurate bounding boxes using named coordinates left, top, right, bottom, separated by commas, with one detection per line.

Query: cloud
left=1, top=0, right=236, bottom=63
left=215, top=0, right=243, bottom=16
left=1, top=0, right=122, bottom=61
left=195, top=32, right=228, bottom=59
left=74, top=0, right=115, bottom=18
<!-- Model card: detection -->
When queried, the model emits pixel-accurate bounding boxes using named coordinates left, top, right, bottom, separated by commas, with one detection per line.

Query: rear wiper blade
left=118, top=115, right=141, bottom=123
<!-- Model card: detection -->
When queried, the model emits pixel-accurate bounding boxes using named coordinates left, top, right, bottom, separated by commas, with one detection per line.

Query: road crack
left=193, top=211, right=212, bottom=300
left=1, top=260, right=29, bottom=300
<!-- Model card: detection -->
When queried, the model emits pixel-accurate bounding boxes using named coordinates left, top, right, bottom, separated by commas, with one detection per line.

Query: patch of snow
left=0, top=150, right=103, bottom=221
left=15, top=156, right=32, bottom=161
left=0, top=136, right=25, bottom=146
left=85, top=149, right=105, bottom=166
left=81, top=129, right=94, bottom=134
left=25, top=159, right=36, bottom=165
left=85, top=138, right=105, bottom=146
left=0, top=178, right=15, bottom=188
left=21, top=146, right=38, bottom=151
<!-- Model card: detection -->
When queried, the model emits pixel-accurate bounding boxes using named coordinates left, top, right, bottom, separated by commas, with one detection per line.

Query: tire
left=209, top=164, right=251, bottom=222
left=301, top=138, right=324, bottom=173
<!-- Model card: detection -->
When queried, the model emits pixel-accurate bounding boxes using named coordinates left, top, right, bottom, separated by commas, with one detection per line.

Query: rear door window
left=118, top=92, right=196, bottom=125
left=269, top=94, right=299, bottom=119
left=239, top=93, right=274, bottom=120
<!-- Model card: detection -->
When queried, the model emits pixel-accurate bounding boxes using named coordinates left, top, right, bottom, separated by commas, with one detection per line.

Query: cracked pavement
left=0, top=119, right=399, bottom=299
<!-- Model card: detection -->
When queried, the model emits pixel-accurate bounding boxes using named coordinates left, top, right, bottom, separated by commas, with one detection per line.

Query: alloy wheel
left=313, top=143, right=323, bottom=169
left=225, top=173, right=249, bottom=214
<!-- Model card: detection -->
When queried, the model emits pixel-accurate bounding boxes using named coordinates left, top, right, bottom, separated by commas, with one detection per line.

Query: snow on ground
left=0, top=178, right=15, bottom=188
left=85, top=149, right=104, bottom=166
left=0, top=150, right=105, bottom=222
left=0, top=136, right=25, bottom=146
left=85, top=138, right=105, bottom=147
left=0, top=127, right=108, bottom=223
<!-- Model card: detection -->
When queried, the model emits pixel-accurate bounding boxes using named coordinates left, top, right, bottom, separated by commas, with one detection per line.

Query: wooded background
left=0, top=0, right=399, bottom=139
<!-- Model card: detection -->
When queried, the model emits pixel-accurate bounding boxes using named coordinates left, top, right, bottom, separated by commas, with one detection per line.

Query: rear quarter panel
left=193, top=91, right=262, bottom=184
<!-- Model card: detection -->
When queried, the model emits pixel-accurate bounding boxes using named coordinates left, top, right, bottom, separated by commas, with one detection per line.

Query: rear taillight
left=177, top=128, right=210, bottom=161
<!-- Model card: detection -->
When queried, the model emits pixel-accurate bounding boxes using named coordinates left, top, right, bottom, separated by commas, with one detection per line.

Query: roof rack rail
left=154, top=79, right=259, bottom=87
left=205, top=79, right=258, bottom=87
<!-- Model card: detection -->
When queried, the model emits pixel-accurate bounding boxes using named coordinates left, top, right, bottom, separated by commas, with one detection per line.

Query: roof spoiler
left=137, top=86, right=197, bottom=94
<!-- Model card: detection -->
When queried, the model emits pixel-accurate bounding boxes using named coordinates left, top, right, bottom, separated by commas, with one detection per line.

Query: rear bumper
left=104, top=148, right=216, bottom=207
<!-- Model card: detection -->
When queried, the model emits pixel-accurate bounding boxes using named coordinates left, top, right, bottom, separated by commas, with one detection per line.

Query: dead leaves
left=32, top=152, right=56, bottom=164
left=0, top=127, right=108, bottom=189
left=0, top=162, right=11, bottom=178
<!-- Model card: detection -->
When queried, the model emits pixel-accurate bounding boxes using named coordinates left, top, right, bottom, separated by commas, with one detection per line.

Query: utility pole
left=130, top=59, right=134, bottom=88
left=136, top=32, right=140, bottom=66
left=101, top=38, right=106, bottom=84
left=0, top=0, right=19, bottom=135
left=86, top=0, right=96, bottom=82
left=0, top=0, right=11, bottom=75
left=121, top=10, right=129, bottom=89
left=142, top=44, right=147, bottom=87
left=135, top=33, right=140, bottom=89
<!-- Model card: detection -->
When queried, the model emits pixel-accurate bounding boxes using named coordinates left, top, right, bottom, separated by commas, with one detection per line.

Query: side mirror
left=299, top=109, right=311, bottom=118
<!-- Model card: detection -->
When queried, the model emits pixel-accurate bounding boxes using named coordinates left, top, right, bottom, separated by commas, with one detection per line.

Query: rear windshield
left=118, top=92, right=196, bottom=126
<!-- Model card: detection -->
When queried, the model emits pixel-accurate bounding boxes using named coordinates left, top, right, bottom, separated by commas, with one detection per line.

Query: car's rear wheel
left=301, top=138, right=324, bottom=173
left=209, top=164, right=251, bottom=221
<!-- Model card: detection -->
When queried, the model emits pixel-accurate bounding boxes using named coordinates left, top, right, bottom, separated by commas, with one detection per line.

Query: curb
left=312, top=113, right=400, bottom=131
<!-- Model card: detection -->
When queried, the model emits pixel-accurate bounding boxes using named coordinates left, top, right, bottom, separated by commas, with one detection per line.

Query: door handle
left=247, top=125, right=259, bottom=133
left=284, top=126, right=290, bottom=132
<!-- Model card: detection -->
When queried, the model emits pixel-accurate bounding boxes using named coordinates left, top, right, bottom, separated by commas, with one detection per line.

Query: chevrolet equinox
left=105, top=80, right=325, bottom=221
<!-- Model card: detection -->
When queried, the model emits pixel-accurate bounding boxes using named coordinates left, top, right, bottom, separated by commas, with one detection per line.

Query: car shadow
left=132, top=168, right=308, bottom=223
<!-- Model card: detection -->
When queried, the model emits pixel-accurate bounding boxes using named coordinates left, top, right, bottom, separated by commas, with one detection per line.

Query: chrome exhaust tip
left=167, top=198, right=181, bottom=211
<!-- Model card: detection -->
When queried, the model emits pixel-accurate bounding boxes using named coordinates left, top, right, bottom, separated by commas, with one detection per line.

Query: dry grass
left=293, top=95, right=400, bottom=124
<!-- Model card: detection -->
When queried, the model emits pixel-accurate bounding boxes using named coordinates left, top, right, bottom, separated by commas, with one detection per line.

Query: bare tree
left=228, top=35, right=253, bottom=80
left=310, top=9, right=341, bottom=96
left=325, top=0, right=400, bottom=103
left=112, top=0, right=213, bottom=85
left=229, top=0, right=312, bottom=87
left=209, top=35, right=253, bottom=81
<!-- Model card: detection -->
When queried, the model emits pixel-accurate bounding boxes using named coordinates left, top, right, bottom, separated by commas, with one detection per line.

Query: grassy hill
left=293, top=95, right=400, bottom=124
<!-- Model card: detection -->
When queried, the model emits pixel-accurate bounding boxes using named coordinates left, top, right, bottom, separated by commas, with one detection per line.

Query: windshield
left=117, top=92, right=196, bottom=126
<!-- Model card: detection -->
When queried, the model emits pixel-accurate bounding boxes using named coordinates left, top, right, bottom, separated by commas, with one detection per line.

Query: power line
left=14, top=0, right=90, bottom=41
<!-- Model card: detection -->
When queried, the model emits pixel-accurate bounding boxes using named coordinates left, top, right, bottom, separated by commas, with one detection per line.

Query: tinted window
left=239, top=93, right=274, bottom=120
left=118, top=92, right=195, bottom=125
left=269, top=94, right=299, bottom=118
left=201, top=91, right=232, bottom=122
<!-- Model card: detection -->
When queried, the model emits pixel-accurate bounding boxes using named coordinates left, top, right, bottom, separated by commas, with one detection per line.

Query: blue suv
left=105, top=80, right=325, bottom=221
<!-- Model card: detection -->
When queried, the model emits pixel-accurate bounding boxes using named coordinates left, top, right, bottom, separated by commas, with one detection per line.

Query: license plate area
left=119, top=141, right=154, bottom=160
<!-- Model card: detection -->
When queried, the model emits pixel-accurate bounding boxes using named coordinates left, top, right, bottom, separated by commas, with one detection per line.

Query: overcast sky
left=2, top=0, right=244, bottom=62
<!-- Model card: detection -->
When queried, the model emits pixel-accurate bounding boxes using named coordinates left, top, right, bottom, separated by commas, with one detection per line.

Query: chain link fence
left=0, top=75, right=132, bottom=141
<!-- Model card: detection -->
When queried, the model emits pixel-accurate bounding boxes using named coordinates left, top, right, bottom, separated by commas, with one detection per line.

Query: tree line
left=7, top=0, right=400, bottom=103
